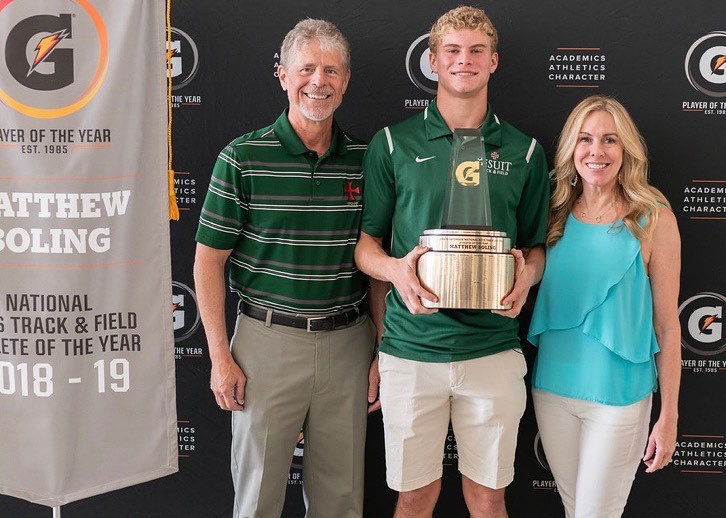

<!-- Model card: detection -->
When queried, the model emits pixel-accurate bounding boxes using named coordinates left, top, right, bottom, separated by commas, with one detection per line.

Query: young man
left=194, top=19, right=379, bottom=518
left=356, top=6, right=549, bottom=517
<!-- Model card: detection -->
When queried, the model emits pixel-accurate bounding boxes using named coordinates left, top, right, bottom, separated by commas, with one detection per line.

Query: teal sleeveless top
left=528, top=214, right=658, bottom=406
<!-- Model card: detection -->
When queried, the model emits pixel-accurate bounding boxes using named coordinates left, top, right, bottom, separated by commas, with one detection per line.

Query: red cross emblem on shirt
left=344, top=181, right=360, bottom=202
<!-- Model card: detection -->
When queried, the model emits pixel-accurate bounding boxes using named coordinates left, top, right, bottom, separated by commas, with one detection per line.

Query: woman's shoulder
left=640, top=205, right=680, bottom=272
left=652, top=205, right=679, bottom=247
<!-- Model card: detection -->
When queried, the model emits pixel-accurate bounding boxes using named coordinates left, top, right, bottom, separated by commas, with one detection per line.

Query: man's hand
left=367, top=354, right=381, bottom=413
left=355, top=232, right=437, bottom=315
left=493, top=248, right=534, bottom=318
left=391, top=245, right=438, bottom=315
left=210, top=353, right=246, bottom=411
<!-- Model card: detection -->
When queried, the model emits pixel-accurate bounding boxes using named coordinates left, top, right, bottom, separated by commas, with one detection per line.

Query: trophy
left=416, top=129, right=514, bottom=309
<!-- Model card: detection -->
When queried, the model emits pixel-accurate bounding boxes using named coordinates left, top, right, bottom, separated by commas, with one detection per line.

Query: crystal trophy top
left=441, top=128, right=491, bottom=230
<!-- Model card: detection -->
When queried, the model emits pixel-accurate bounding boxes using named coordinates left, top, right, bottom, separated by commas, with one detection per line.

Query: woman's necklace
left=576, top=196, right=618, bottom=223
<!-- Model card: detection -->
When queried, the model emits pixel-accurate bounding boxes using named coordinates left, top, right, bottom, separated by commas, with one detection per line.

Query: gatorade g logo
left=685, top=32, right=726, bottom=97
left=679, top=292, right=726, bottom=356
left=405, top=33, right=437, bottom=95
left=0, top=0, right=108, bottom=118
left=6, top=14, right=74, bottom=90
left=172, top=281, right=201, bottom=343
left=455, top=161, right=480, bottom=186
left=167, top=27, right=199, bottom=91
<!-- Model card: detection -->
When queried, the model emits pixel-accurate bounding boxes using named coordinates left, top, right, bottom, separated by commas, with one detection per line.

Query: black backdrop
left=3, top=1, right=725, bottom=516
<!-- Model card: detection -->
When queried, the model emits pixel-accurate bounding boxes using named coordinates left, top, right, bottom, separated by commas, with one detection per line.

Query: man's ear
left=278, top=66, right=287, bottom=91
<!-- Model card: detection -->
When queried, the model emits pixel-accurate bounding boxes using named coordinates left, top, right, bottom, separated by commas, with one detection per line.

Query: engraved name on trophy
left=417, top=128, right=514, bottom=309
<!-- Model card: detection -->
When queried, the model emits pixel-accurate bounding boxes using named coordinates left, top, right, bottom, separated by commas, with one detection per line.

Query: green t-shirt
left=362, top=100, right=549, bottom=361
left=196, top=111, right=368, bottom=314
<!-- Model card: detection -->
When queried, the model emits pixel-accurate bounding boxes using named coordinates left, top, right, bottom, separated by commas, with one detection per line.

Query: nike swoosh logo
left=415, top=156, right=436, bottom=163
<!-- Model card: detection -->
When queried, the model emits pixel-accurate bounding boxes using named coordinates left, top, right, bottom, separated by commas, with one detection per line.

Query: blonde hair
left=547, top=95, right=670, bottom=246
left=429, top=5, right=498, bottom=53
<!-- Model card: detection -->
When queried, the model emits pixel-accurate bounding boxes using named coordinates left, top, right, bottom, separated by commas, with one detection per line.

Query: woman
left=528, top=95, right=681, bottom=518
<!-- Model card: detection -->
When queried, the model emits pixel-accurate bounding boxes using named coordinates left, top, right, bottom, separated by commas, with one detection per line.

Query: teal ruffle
left=528, top=215, right=659, bottom=364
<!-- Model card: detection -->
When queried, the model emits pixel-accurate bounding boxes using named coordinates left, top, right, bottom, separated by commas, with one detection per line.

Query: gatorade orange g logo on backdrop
left=167, top=27, right=199, bottom=91
left=406, top=33, right=437, bottom=95
left=679, top=292, right=726, bottom=356
left=0, top=0, right=108, bottom=118
left=685, top=32, right=726, bottom=98
left=172, top=281, right=202, bottom=343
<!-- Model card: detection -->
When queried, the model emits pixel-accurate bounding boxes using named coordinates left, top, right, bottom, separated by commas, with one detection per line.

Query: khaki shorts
left=378, top=349, right=527, bottom=492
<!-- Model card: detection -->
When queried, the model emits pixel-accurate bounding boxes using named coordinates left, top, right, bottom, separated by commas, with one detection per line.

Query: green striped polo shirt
left=196, top=111, right=368, bottom=314
left=362, top=100, right=550, bottom=362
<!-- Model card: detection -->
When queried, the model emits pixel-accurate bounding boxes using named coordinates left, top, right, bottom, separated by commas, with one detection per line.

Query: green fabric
left=196, top=111, right=368, bottom=313
left=362, top=100, right=550, bottom=362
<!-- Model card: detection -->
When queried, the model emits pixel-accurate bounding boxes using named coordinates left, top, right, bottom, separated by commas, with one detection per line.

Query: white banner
left=0, top=0, right=177, bottom=506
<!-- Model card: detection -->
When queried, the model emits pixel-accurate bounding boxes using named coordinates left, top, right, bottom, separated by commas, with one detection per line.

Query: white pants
left=379, top=349, right=527, bottom=491
left=532, top=389, right=652, bottom=518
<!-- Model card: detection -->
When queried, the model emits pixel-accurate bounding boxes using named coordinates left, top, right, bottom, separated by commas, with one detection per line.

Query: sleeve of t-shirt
left=195, top=142, right=246, bottom=250
left=516, top=140, right=550, bottom=248
left=361, top=128, right=396, bottom=239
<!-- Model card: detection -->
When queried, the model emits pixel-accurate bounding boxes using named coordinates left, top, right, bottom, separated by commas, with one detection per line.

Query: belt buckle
left=306, top=315, right=327, bottom=332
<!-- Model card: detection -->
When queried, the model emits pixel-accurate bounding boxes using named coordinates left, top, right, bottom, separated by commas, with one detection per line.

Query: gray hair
left=279, top=18, right=351, bottom=72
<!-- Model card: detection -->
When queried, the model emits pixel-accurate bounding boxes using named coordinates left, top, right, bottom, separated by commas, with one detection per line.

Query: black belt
left=239, top=302, right=363, bottom=332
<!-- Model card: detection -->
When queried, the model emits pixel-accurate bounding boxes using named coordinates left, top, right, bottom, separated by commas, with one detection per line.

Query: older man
left=194, top=19, right=378, bottom=518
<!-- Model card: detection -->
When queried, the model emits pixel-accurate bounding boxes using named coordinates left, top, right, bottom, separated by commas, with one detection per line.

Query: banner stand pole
left=53, top=506, right=61, bottom=518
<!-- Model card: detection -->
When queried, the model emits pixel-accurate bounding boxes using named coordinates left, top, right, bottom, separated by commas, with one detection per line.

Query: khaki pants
left=229, top=312, right=374, bottom=518
left=378, top=349, right=527, bottom=491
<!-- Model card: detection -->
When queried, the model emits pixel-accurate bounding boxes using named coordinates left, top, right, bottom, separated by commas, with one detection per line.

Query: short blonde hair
left=429, top=5, right=499, bottom=53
